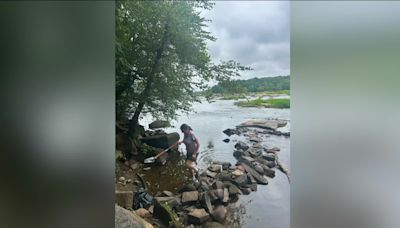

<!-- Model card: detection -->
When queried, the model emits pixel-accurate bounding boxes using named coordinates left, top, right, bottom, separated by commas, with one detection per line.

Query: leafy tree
left=211, top=75, right=290, bottom=93
left=116, top=0, right=250, bottom=134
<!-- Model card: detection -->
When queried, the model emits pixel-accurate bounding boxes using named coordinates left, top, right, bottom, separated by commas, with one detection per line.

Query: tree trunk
left=128, top=20, right=170, bottom=135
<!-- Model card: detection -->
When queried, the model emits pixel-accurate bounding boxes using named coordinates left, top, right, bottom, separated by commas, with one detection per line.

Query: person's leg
left=186, top=160, right=195, bottom=176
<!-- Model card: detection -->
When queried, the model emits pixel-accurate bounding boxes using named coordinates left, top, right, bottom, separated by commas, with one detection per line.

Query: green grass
left=220, top=94, right=246, bottom=100
left=234, top=98, right=290, bottom=108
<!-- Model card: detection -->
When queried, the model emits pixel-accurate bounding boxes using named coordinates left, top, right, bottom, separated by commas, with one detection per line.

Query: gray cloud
left=202, top=1, right=290, bottom=79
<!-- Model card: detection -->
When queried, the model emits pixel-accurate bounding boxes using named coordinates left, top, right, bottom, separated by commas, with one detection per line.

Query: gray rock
left=218, top=172, right=232, bottom=182
left=233, top=150, right=245, bottom=158
left=115, top=191, right=133, bottom=210
left=222, top=188, right=229, bottom=203
left=115, top=204, right=154, bottom=228
left=182, top=191, right=199, bottom=204
left=208, top=164, right=222, bottom=173
left=212, top=180, right=224, bottom=190
left=188, top=208, right=210, bottom=224
left=178, top=184, right=197, bottom=193
left=201, top=193, right=213, bottom=214
left=222, top=128, right=238, bottom=136
left=234, top=141, right=249, bottom=151
left=208, top=189, right=224, bottom=202
left=222, top=138, right=230, bottom=143
left=118, top=176, right=126, bottom=182
left=262, top=154, right=276, bottom=161
left=242, top=156, right=255, bottom=163
left=149, top=120, right=170, bottom=129
left=154, top=196, right=178, bottom=203
left=143, top=167, right=151, bottom=171
left=206, top=170, right=218, bottom=178
left=249, top=136, right=262, bottom=143
left=240, top=162, right=268, bottom=185
left=233, top=174, right=248, bottom=186
left=162, top=190, right=174, bottom=197
left=249, top=149, right=262, bottom=157
left=211, top=205, right=227, bottom=223
left=228, top=184, right=242, bottom=195
left=263, top=166, right=276, bottom=178
left=241, top=187, right=252, bottom=195
left=135, top=208, right=151, bottom=218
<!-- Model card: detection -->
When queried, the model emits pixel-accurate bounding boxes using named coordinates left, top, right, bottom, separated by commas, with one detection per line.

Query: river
left=141, top=97, right=290, bottom=228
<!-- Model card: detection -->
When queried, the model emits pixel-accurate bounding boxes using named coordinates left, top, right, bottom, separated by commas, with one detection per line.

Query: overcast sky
left=202, top=1, right=290, bottom=79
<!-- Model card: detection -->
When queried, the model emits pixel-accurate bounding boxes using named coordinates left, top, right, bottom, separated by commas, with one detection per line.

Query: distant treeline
left=210, top=76, right=290, bottom=93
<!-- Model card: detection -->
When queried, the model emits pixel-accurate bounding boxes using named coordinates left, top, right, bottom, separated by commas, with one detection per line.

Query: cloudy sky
left=202, top=1, right=290, bottom=79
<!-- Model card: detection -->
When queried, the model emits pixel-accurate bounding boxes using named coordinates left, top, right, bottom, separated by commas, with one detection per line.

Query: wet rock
left=209, top=189, right=224, bottom=202
left=222, top=138, right=230, bottom=143
left=263, top=166, right=276, bottom=178
left=249, top=149, right=262, bottom=157
left=253, top=163, right=265, bottom=174
left=135, top=208, right=151, bottom=218
left=188, top=208, right=210, bottom=224
left=236, top=164, right=245, bottom=172
left=266, top=161, right=276, bottom=168
left=232, top=174, right=248, bottom=186
left=241, top=187, right=251, bottom=195
left=143, top=167, right=151, bottom=171
left=149, top=120, right=170, bottom=129
left=240, top=162, right=268, bottom=185
left=208, top=164, right=222, bottom=173
left=249, top=136, right=262, bottom=143
left=211, top=205, right=227, bottom=223
left=182, top=191, right=199, bottom=204
left=234, top=141, right=249, bottom=151
left=221, top=162, right=231, bottom=170
left=282, top=132, right=290, bottom=137
left=247, top=174, right=258, bottom=191
left=267, top=147, right=280, bottom=153
left=242, top=156, right=255, bottom=163
left=233, top=150, right=245, bottom=158
left=222, top=128, right=238, bottom=136
left=262, top=154, right=276, bottom=161
left=162, top=190, right=174, bottom=197
left=115, top=190, right=133, bottom=209
left=238, top=119, right=287, bottom=130
left=203, top=221, right=226, bottom=228
left=252, top=143, right=262, bottom=149
left=115, top=205, right=154, bottom=228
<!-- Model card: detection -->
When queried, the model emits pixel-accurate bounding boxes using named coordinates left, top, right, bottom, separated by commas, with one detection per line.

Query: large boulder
left=140, top=132, right=180, bottom=149
left=237, top=119, right=287, bottom=130
left=149, top=120, right=170, bottom=129
left=115, top=204, right=153, bottom=228
left=115, top=191, right=133, bottom=210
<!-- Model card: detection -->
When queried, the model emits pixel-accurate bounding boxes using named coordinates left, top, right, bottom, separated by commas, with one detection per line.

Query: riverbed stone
left=115, top=190, right=133, bottom=210
left=249, top=136, right=262, bottom=143
left=222, top=188, right=229, bottom=203
left=218, top=172, right=232, bottom=182
left=263, top=166, right=276, bottom=178
left=212, top=180, right=224, bottom=190
left=115, top=204, right=154, bottom=228
left=162, top=190, right=174, bottom=197
left=154, top=196, right=178, bottom=203
left=188, top=208, right=210, bottom=224
left=201, top=192, right=213, bottom=213
left=222, top=128, right=238, bottom=136
left=241, top=187, right=251, bottom=195
left=208, top=164, right=222, bottom=173
left=234, top=141, right=249, bottom=151
left=231, top=169, right=244, bottom=177
left=222, top=138, right=230, bottom=143
left=262, top=154, right=276, bottom=161
left=228, top=184, right=242, bottom=195
left=182, top=191, right=199, bottom=204
left=206, top=170, right=218, bottom=178
left=242, top=156, right=255, bottom=163
left=232, top=174, right=248, bottom=186
left=211, top=205, right=227, bottom=223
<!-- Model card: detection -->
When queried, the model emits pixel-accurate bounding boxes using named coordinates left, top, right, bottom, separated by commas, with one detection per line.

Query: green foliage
left=140, top=143, right=154, bottom=156
left=116, top=0, right=250, bottom=126
left=211, top=76, right=290, bottom=94
left=235, top=98, right=290, bottom=108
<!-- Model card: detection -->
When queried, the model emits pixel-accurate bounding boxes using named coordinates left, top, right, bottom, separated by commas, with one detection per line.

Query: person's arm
left=192, top=137, right=200, bottom=159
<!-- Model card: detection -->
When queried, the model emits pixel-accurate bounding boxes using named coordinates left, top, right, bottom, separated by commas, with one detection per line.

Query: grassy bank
left=234, top=98, right=290, bottom=108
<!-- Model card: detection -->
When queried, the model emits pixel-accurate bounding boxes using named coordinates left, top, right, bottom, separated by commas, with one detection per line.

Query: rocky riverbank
left=115, top=119, right=290, bottom=228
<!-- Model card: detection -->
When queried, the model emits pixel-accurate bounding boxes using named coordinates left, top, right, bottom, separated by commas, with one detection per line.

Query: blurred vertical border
left=292, top=2, right=400, bottom=228
left=0, top=2, right=115, bottom=228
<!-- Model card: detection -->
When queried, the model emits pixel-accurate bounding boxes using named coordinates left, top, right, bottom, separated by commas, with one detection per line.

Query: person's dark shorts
left=186, top=152, right=197, bottom=162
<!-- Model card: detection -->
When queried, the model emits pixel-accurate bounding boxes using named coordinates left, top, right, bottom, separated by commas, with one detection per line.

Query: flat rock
left=222, top=188, right=229, bottom=203
left=208, top=189, right=224, bottom=202
left=249, top=136, right=262, bottom=143
left=208, top=164, right=222, bottom=173
left=233, top=174, right=248, bottom=186
left=241, top=162, right=268, bottom=185
left=115, top=191, right=133, bottom=210
left=154, top=196, right=177, bottom=203
left=242, top=156, right=255, bottom=163
left=231, top=169, right=244, bottom=177
left=234, top=141, right=249, bottom=151
left=162, top=190, right=174, bottom=197
left=218, top=172, right=232, bottom=182
left=263, top=166, right=276, bottom=178
left=201, top=193, right=213, bottom=213
left=212, top=180, right=224, bottom=190
left=262, top=154, right=276, bottom=161
left=188, top=208, right=210, bottom=224
left=206, top=170, right=218, bottom=178
left=182, top=191, right=199, bottom=204
left=238, top=119, right=287, bottom=130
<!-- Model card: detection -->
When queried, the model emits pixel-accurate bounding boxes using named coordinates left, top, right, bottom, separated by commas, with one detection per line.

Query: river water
left=141, top=98, right=290, bottom=228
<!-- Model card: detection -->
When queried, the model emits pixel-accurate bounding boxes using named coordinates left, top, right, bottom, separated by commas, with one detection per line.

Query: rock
left=242, top=156, right=255, bottom=163
left=162, top=190, right=174, bottom=197
left=222, top=138, right=230, bottom=143
left=153, top=202, right=181, bottom=227
left=206, top=170, right=218, bottom=178
left=148, top=205, right=154, bottom=214
left=133, top=180, right=141, bottom=186
left=247, top=174, right=258, bottom=191
left=263, top=166, right=276, bottom=178
left=135, top=208, right=151, bottom=218
left=240, top=162, right=268, bottom=185
left=115, top=191, right=133, bottom=209
left=231, top=169, right=244, bottom=177
left=212, top=180, right=224, bottom=190
left=218, top=172, right=232, bottom=182
left=140, top=132, right=180, bottom=150
left=143, top=167, right=151, bottom=171
left=115, top=204, right=154, bottom=228
left=234, top=141, right=249, bottom=151
left=222, top=188, right=229, bottom=203
left=282, top=132, right=290, bottom=137
left=154, top=196, right=177, bottom=203
left=221, top=162, right=231, bottom=170
left=188, top=208, right=210, bottom=224
left=241, top=188, right=251, bottom=195
left=149, top=120, right=170, bottom=129
left=201, top=193, right=213, bottom=213
left=211, top=205, right=227, bottom=223
left=208, top=189, right=224, bottom=202
left=169, top=197, right=182, bottom=209
left=233, top=150, right=245, bottom=158
left=186, top=225, right=195, bottom=228
left=182, top=191, right=199, bottom=204
left=232, top=174, right=248, bottom=186
left=228, top=184, right=242, bottom=195
left=266, top=161, right=276, bottom=168
left=208, top=164, right=222, bottom=173
left=253, top=163, right=264, bottom=174
left=249, top=149, right=262, bottom=157
left=249, top=136, right=262, bottom=143
left=177, top=184, right=197, bottom=193
left=222, top=128, right=238, bottom=136
left=237, top=119, right=287, bottom=130
left=236, top=164, right=245, bottom=172
left=262, top=154, right=276, bottom=161
left=127, top=179, right=132, bottom=183
left=267, top=147, right=280, bottom=153
left=203, top=221, right=226, bottom=228
left=119, top=176, right=126, bottom=182
left=252, top=143, right=262, bottom=149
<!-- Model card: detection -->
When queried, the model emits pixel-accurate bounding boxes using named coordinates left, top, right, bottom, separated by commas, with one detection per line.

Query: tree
left=116, top=0, right=250, bottom=134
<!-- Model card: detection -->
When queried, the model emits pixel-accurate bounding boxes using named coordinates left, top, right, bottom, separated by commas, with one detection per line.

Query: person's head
left=180, top=124, right=192, bottom=134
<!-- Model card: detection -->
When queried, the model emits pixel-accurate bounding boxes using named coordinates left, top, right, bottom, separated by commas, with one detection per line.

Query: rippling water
left=141, top=98, right=290, bottom=228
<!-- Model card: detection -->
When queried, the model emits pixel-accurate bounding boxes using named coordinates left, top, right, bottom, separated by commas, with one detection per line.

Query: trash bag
left=133, top=188, right=154, bottom=210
